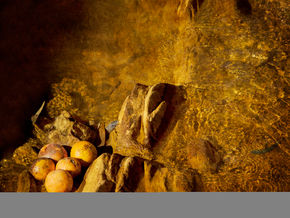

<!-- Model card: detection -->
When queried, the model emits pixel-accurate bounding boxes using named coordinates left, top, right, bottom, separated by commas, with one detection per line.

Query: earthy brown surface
left=77, top=153, right=203, bottom=192
left=77, top=153, right=114, bottom=192
left=0, top=0, right=289, bottom=191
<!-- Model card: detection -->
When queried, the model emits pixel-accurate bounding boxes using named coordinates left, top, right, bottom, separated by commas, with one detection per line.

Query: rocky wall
left=0, top=0, right=289, bottom=191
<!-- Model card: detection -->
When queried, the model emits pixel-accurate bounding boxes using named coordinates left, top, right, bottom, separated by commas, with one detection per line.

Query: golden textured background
left=0, top=0, right=289, bottom=191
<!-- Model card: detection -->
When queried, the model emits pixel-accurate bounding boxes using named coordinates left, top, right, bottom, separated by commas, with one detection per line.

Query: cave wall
left=0, top=0, right=289, bottom=159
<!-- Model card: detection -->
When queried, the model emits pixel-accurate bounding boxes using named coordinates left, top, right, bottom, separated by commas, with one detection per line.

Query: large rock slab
left=77, top=153, right=115, bottom=192
left=115, top=157, right=144, bottom=192
left=140, top=161, right=203, bottom=192
left=105, top=153, right=124, bottom=183
left=108, top=83, right=223, bottom=173
left=76, top=151, right=203, bottom=192
left=108, top=83, right=186, bottom=159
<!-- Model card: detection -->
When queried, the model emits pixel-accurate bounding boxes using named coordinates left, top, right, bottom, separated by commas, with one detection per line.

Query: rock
left=77, top=153, right=114, bottom=192
left=177, top=0, right=195, bottom=18
left=53, top=111, right=74, bottom=135
left=142, top=83, right=167, bottom=145
left=47, top=130, right=79, bottom=147
left=109, top=155, right=203, bottom=192
left=71, top=115, right=99, bottom=143
left=17, top=170, right=39, bottom=192
left=97, top=122, right=106, bottom=146
left=46, top=111, right=79, bottom=145
left=108, top=84, right=153, bottom=160
left=108, top=83, right=181, bottom=160
left=47, top=111, right=99, bottom=146
left=109, top=83, right=223, bottom=176
left=115, top=157, right=144, bottom=192
left=0, top=0, right=288, bottom=193
left=141, top=161, right=203, bottom=192
left=105, top=153, right=124, bottom=183
left=186, top=139, right=222, bottom=173
left=172, top=169, right=204, bottom=192
left=12, top=143, right=39, bottom=166
left=0, top=159, right=26, bottom=192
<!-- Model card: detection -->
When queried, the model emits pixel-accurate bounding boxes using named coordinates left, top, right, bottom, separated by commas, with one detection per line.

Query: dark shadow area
left=147, top=160, right=165, bottom=179
left=188, top=0, right=205, bottom=19
left=236, top=0, right=252, bottom=15
left=120, top=157, right=144, bottom=192
left=0, top=0, right=85, bottom=158
left=191, top=0, right=205, bottom=12
left=97, top=146, right=113, bottom=156
left=153, top=84, right=186, bottom=148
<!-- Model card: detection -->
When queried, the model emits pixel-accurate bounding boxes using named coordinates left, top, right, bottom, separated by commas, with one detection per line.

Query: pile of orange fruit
left=29, top=141, right=98, bottom=192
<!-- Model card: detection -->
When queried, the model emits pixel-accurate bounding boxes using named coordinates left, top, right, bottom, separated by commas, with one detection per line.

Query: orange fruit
left=30, top=158, right=55, bottom=181
left=45, top=169, right=73, bottom=192
left=38, top=144, right=68, bottom=162
left=56, top=157, right=82, bottom=178
left=70, top=141, right=97, bottom=167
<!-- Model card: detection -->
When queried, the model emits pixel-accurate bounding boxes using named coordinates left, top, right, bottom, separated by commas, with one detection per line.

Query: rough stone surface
left=97, top=122, right=107, bottom=146
left=108, top=84, right=151, bottom=159
left=108, top=83, right=186, bottom=161
left=140, top=161, right=203, bottom=192
left=77, top=153, right=114, bottom=192
left=1, top=0, right=289, bottom=192
left=106, top=153, right=124, bottom=183
left=17, top=170, right=39, bottom=192
left=31, top=111, right=100, bottom=147
left=108, top=82, right=223, bottom=173
left=12, top=143, right=39, bottom=167
left=46, top=113, right=79, bottom=146
left=186, top=138, right=222, bottom=173
left=115, top=157, right=144, bottom=192
left=0, top=159, right=26, bottom=192
left=75, top=152, right=203, bottom=192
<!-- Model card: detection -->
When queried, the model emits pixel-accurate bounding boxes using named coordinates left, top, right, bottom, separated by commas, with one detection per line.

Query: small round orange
left=70, top=141, right=97, bottom=167
left=56, top=157, right=82, bottom=178
left=38, top=144, right=68, bottom=162
left=30, top=158, right=55, bottom=181
left=45, top=169, right=73, bottom=192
